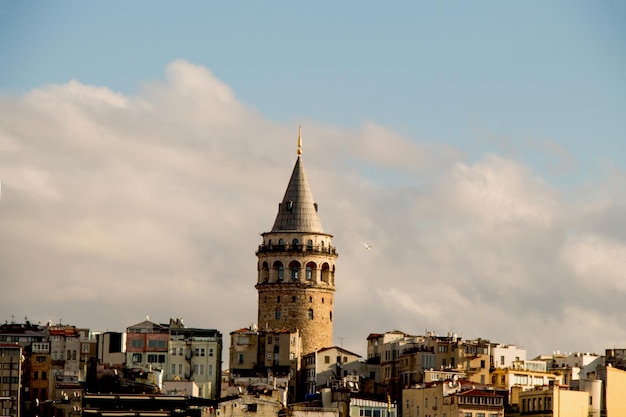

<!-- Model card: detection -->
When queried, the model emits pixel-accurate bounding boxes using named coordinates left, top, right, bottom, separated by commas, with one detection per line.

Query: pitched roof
left=271, top=156, right=325, bottom=233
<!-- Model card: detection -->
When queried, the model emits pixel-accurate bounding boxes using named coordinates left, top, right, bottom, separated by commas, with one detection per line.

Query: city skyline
left=0, top=2, right=625, bottom=359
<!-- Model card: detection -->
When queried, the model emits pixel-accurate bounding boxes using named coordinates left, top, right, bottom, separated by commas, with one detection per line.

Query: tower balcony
left=256, top=243, right=337, bottom=256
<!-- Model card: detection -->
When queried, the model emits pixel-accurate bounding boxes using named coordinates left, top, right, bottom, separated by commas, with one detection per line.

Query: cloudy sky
left=1, top=1, right=625, bottom=360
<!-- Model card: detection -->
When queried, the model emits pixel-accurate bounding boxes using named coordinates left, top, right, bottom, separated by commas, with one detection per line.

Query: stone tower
left=255, top=130, right=338, bottom=356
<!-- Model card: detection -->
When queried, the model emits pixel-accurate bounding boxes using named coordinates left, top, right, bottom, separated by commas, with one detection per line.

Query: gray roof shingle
left=271, top=156, right=325, bottom=233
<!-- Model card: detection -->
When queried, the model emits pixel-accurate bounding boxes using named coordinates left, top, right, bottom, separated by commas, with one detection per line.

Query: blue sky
left=1, top=1, right=625, bottom=358
left=2, top=1, right=624, bottom=180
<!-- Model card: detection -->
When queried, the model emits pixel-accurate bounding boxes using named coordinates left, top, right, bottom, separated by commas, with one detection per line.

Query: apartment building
left=125, top=319, right=169, bottom=369
left=47, top=323, right=81, bottom=396
left=165, top=318, right=222, bottom=399
left=0, top=344, right=22, bottom=417
left=27, top=341, right=52, bottom=405
left=229, top=325, right=301, bottom=402
left=518, top=384, right=590, bottom=416
left=490, top=360, right=563, bottom=408
left=301, top=346, right=362, bottom=395
left=490, top=344, right=526, bottom=370
left=402, top=379, right=505, bottom=417
left=96, top=331, right=126, bottom=366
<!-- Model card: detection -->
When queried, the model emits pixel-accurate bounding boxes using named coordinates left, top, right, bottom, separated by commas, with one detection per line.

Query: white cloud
left=0, top=60, right=625, bottom=360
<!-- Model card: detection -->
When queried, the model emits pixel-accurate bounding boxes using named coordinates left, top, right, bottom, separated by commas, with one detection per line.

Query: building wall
left=229, top=330, right=260, bottom=376
left=97, top=332, right=126, bottom=366
left=0, top=344, right=22, bottom=417
left=605, top=366, right=626, bottom=417
left=520, top=385, right=589, bottom=417
left=256, top=232, right=337, bottom=356
left=491, top=344, right=526, bottom=369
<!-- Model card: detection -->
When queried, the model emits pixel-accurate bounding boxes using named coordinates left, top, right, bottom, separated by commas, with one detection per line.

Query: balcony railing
left=256, top=244, right=337, bottom=256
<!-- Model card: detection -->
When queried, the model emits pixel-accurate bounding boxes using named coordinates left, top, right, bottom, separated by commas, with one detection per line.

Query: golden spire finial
left=297, top=125, right=302, bottom=155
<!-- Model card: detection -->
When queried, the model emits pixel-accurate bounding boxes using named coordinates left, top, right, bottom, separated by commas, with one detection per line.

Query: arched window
left=321, top=263, right=330, bottom=283
left=309, top=296, right=313, bottom=303
left=268, top=239, right=272, bottom=247
left=276, top=309, right=281, bottom=320
left=306, top=266, right=312, bottom=280
left=278, top=238, right=285, bottom=248
left=273, top=261, right=284, bottom=282
left=307, top=239, right=313, bottom=250
left=289, top=261, right=300, bottom=280
left=308, top=309, right=314, bottom=320
left=292, top=239, right=299, bottom=249
left=261, top=261, right=269, bottom=282
left=321, top=298, right=324, bottom=304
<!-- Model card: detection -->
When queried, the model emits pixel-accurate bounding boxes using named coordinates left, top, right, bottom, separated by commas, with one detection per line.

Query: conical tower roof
left=271, top=132, right=325, bottom=233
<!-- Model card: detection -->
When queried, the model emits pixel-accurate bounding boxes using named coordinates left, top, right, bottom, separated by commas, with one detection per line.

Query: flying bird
left=362, top=243, right=372, bottom=250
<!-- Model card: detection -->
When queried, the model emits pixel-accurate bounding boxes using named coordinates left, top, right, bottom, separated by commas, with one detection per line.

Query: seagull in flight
left=362, top=243, right=372, bottom=250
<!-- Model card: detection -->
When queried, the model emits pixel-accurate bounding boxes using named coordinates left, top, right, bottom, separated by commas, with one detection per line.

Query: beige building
left=490, top=361, right=563, bottom=408
left=518, top=384, right=589, bottom=416
left=403, top=379, right=505, bottom=417
left=166, top=318, right=222, bottom=400
left=301, top=346, right=362, bottom=395
left=599, top=365, right=626, bottom=416
left=255, top=132, right=338, bottom=356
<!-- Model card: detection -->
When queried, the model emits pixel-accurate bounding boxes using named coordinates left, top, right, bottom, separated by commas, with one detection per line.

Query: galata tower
left=255, top=129, right=338, bottom=356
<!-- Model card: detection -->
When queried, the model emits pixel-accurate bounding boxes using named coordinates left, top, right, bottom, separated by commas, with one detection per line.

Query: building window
left=307, top=239, right=313, bottom=250
left=292, top=296, right=296, bottom=302
left=278, top=266, right=284, bottom=281
left=308, top=309, right=314, bottom=320
left=178, top=364, right=183, bottom=374
left=41, top=371, right=46, bottom=380
left=200, top=348, right=206, bottom=356
left=33, top=371, right=38, bottom=380
left=82, top=344, right=89, bottom=353
left=209, top=348, right=214, bottom=357
left=309, top=296, right=313, bottom=303
left=277, top=296, right=281, bottom=303
left=171, top=364, right=176, bottom=374
left=276, top=309, right=281, bottom=320
left=148, top=354, right=158, bottom=363
left=306, top=267, right=312, bottom=280
left=268, top=337, right=273, bottom=345
left=171, top=347, right=177, bottom=355
left=148, top=340, right=167, bottom=348
left=131, top=339, right=144, bottom=348
left=325, top=356, right=330, bottom=364
left=209, top=364, right=213, bottom=375
left=291, top=267, right=298, bottom=280
left=500, top=355, right=505, bottom=365
left=132, top=353, right=142, bottom=363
